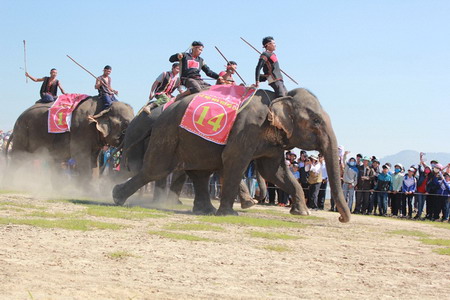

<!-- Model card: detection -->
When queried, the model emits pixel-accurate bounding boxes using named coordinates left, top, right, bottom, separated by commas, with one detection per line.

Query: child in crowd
left=402, top=167, right=417, bottom=218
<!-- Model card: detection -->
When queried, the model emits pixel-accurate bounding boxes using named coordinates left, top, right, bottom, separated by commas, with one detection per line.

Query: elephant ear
left=268, top=96, right=294, bottom=139
left=88, top=108, right=112, bottom=140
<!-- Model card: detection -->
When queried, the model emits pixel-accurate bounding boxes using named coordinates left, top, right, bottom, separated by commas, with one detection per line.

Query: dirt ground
left=0, top=192, right=449, bottom=300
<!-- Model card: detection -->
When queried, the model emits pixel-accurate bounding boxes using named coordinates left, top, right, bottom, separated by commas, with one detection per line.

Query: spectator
left=342, top=154, right=358, bottom=212
left=306, top=155, right=322, bottom=209
left=426, top=164, right=442, bottom=220
left=318, top=154, right=328, bottom=210
left=356, top=153, right=363, bottom=166
left=298, top=150, right=310, bottom=203
left=439, top=172, right=450, bottom=222
left=402, top=167, right=417, bottom=218
left=244, top=161, right=257, bottom=198
left=375, top=165, right=392, bottom=216
left=415, top=153, right=430, bottom=219
left=369, top=159, right=381, bottom=215
left=391, top=163, right=404, bottom=217
left=355, top=156, right=375, bottom=214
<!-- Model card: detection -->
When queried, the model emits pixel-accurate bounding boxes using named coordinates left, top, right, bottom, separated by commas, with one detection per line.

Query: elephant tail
left=4, top=133, right=13, bottom=158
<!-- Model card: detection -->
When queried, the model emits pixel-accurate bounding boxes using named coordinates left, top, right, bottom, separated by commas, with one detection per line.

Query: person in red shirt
left=415, top=152, right=431, bottom=220
left=216, top=61, right=237, bottom=85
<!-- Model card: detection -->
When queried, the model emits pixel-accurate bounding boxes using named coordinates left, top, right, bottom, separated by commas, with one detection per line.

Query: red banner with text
left=48, top=93, right=89, bottom=133
left=179, top=85, right=256, bottom=145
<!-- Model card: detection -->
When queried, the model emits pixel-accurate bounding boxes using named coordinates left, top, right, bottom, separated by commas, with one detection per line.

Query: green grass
left=0, top=201, right=44, bottom=210
left=0, top=190, right=22, bottom=195
left=107, top=251, right=138, bottom=260
left=86, top=205, right=171, bottom=220
left=149, top=230, right=211, bottom=241
left=430, top=222, right=450, bottom=230
left=244, top=209, right=324, bottom=220
left=199, top=215, right=307, bottom=228
left=26, top=211, right=80, bottom=219
left=262, top=245, right=291, bottom=252
left=387, top=230, right=430, bottom=238
left=0, top=217, right=123, bottom=231
left=420, top=238, right=450, bottom=246
left=433, top=247, right=450, bottom=255
left=164, top=223, right=224, bottom=232
left=0, top=206, right=24, bottom=212
left=248, top=230, right=301, bottom=240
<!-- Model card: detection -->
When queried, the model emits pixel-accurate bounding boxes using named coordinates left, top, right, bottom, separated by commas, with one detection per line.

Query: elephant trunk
left=323, top=131, right=351, bottom=223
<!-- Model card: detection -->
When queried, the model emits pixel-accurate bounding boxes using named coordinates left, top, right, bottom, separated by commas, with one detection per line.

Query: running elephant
left=119, top=107, right=265, bottom=207
left=6, top=97, right=134, bottom=189
left=113, top=88, right=350, bottom=222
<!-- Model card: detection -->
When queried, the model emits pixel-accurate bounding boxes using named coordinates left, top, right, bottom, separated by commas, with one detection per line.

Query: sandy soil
left=0, top=192, right=449, bottom=300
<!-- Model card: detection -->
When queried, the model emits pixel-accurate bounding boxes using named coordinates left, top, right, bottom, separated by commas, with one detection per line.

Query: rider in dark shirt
left=26, top=68, right=66, bottom=103
left=254, top=36, right=287, bottom=98
left=169, top=41, right=223, bottom=100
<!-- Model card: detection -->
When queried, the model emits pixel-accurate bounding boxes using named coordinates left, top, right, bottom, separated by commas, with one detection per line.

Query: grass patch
left=262, top=245, right=291, bottom=252
left=420, top=238, right=450, bottom=246
left=248, top=230, right=300, bottom=240
left=0, top=201, right=44, bottom=210
left=107, top=251, right=138, bottom=260
left=86, top=205, right=171, bottom=220
left=164, top=223, right=224, bottom=232
left=387, top=230, right=429, bottom=238
left=149, top=230, right=211, bottom=241
left=0, top=217, right=123, bottom=231
left=244, top=209, right=324, bottom=220
left=26, top=211, right=80, bottom=219
left=433, top=247, right=450, bottom=256
left=0, top=206, right=24, bottom=212
left=430, top=222, right=450, bottom=230
left=0, top=190, right=22, bottom=195
left=199, top=215, right=307, bottom=228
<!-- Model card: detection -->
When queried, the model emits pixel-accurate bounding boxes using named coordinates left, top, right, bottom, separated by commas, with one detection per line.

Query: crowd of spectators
left=248, top=149, right=450, bottom=223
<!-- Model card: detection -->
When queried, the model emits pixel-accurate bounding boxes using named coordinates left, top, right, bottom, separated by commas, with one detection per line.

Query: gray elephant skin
left=113, top=88, right=350, bottom=222
left=6, top=97, right=134, bottom=188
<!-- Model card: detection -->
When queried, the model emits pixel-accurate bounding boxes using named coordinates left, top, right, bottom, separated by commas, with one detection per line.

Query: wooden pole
left=240, top=37, right=299, bottom=85
left=66, top=55, right=115, bottom=94
left=23, top=40, right=28, bottom=83
left=214, top=46, right=247, bottom=85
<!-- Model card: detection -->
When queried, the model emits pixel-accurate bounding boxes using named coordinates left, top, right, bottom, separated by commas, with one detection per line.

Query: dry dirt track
left=0, top=192, right=449, bottom=300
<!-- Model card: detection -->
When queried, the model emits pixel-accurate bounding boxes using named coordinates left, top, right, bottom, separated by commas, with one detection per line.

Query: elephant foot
left=112, top=184, right=128, bottom=206
left=290, top=205, right=311, bottom=216
left=216, top=207, right=239, bottom=216
left=193, top=204, right=217, bottom=215
left=240, top=199, right=257, bottom=209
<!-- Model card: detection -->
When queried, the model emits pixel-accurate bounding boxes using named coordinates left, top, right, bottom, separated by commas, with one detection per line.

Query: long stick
left=66, top=55, right=114, bottom=94
left=23, top=40, right=28, bottom=83
left=214, top=46, right=247, bottom=85
left=240, top=37, right=299, bottom=85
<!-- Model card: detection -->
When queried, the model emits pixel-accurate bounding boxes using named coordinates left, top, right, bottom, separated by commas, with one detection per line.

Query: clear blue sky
left=1, top=0, right=449, bottom=157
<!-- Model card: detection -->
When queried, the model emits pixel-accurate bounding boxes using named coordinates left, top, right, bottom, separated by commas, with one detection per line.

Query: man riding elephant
left=26, top=68, right=66, bottom=103
left=169, top=41, right=223, bottom=101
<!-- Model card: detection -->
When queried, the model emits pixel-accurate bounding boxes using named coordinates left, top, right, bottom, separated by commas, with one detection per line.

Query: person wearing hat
left=342, top=157, right=358, bottom=212
left=374, top=165, right=392, bottom=216
left=425, top=163, right=444, bottom=220
left=317, top=154, right=328, bottom=210
left=169, top=41, right=222, bottom=100
left=144, top=63, right=183, bottom=113
left=217, top=61, right=238, bottom=85
left=401, top=167, right=417, bottom=218
left=439, top=172, right=450, bottom=222
left=95, top=65, right=119, bottom=110
left=254, top=36, right=288, bottom=98
left=305, top=154, right=322, bottom=209
left=391, top=163, right=404, bottom=217
left=355, top=156, right=375, bottom=214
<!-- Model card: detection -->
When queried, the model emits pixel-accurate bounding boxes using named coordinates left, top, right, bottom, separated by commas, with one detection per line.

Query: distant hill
left=380, top=150, right=450, bottom=168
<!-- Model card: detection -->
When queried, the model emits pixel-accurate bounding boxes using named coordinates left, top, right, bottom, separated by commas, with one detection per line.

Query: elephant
left=118, top=106, right=263, bottom=208
left=113, top=88, right=350, bottom=222
left=5, top=97, right=134, bottom=190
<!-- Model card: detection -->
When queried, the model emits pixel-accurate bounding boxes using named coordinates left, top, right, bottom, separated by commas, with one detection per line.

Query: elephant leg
left=185, top=170, right=216, bottom=215
left=254, top=170, right=267, bottom=202
left=256, top=157, right=310, bottom=216
left=167, top=171, right=187, bottom=205
left=152, top=177, right=168, bottom=202
left=238, top=180, right=258, bottom=209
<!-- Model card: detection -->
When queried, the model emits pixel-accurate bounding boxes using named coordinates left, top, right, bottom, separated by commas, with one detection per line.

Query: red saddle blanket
left=48, top=93, right=89, bottom=133
left=179, top=85, right=256, bottom=145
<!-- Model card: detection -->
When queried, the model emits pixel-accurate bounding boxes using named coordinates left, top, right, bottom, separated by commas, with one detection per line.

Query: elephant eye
left=313, top=118, right=321, bottom=125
